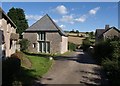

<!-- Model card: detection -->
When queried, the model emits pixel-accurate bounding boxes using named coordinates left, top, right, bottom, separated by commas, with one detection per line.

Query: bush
left=102, top=59, right=120, bottom=85
left=11, top=51, right=24, bottom=60
left=68, top=42, right=77, bottom=51
left=2, top=57, right=21, bottom=86
left=94, top=41, right=113, bottom=63
left=94, top=38, right=120, bottom=85
left=82, top=38, right=91, bottom=51
left=19, top=38, right=30, bottom=51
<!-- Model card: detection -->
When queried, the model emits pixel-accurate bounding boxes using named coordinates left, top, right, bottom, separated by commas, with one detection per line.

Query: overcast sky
left=2, top=2, right=118, bottom=32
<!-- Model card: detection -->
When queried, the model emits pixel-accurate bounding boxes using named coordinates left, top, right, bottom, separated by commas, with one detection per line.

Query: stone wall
left=1, top=18, right=16, bottom=57
left=46, top=32, right=62, bottom=54
left=23, top=32, right=38, bottom=53
left=60, top=36, right=68, bottom=54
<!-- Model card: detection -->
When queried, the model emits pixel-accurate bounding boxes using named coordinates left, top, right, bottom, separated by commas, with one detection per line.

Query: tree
left=7, top=7, right=28, bottom=38
left=19, top=39, right=30, bottom=51
left=82, top=38, right=91, bottom=51
left=89, top=31, right=94, bottom=38
left=85, top=32, right=88, bottom=34
left=70, top=29, right=75, bottom=33
left=76, top=30, right=79, bottom=33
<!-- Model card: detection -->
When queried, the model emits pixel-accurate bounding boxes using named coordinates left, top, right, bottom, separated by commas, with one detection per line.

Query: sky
left=2, top=2, right=118, bottom=32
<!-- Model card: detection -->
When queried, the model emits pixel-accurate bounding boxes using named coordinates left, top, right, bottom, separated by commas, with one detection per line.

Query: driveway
left=38, top=50, right=108, bottom=85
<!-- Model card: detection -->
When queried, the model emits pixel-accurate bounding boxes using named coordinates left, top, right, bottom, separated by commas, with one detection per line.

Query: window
left=38, top=32, right=45, bottom=40
left=32, top=43, right=36, bottom=48
left=10, top=40, right=12, bottom=49
left=39, top=42, right=50, bottom=53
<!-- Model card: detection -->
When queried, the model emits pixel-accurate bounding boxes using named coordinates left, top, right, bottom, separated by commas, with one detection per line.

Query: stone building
left=23, top=14, right=68, bottom=54
left=95, top=25, right=120, bottom=43
left=0, top=8, right=19, bottom=58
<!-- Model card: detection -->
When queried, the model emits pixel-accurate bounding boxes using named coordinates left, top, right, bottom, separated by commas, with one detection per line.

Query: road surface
left=36, top=50, right=108, bottom=85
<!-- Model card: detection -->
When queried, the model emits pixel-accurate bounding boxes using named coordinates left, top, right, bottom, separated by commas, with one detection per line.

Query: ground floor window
left=39, top=42, right=50, bottom=53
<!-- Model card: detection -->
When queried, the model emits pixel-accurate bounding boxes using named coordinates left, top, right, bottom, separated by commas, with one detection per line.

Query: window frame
left=38, top=32, right=46, bottom=41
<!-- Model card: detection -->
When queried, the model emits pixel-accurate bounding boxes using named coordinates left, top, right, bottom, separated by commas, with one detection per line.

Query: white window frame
left=38, top=32, right=45, bottom=41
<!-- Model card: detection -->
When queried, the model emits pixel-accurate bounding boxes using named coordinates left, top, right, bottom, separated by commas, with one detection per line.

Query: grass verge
left=26, top=55, right=52, bottom=77
left=13, top=53, right=53, bottom=85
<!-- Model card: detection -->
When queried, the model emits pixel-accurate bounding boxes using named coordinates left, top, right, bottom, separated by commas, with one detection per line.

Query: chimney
left=105, top=25, right=109, bottom=30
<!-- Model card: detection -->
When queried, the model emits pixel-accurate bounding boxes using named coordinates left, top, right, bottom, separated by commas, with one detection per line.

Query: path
left=37, top=50, right=108, bottom=85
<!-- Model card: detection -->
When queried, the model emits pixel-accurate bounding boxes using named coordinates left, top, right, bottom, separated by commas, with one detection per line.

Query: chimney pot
left=105, top=25, right=109, bottom=30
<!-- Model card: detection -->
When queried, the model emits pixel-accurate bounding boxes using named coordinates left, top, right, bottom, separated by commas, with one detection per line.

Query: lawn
left=26, top=55, right=52, bottom=77
left=13, top=53, right=53, bottom=85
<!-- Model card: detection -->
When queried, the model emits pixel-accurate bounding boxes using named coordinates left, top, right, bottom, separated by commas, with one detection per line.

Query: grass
left=13, top=53, right=53, bottom=85
left=26, top=55, right=52, bottom=77
left=62, top=51, right=75, bottom=56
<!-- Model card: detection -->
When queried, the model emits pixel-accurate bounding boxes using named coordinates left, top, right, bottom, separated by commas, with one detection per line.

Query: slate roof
left=95, top=27, right=120, bottom=38
left=0, top=7, right=16, bottom=28
left=103, top=27, right=120, bottom=34
left=25, top=14, right=67, bottom=36
left=95, top=29, right=104, bottom=37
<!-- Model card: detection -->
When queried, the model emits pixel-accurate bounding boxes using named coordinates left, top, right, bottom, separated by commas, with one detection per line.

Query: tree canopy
left=7, top=7, right=28, bottom=38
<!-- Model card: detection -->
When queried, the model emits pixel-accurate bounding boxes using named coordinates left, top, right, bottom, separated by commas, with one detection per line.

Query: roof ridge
left=25, top=14, right=67, bottom=36
left=46, top=14, right=67, bottom=36
left=26, top=14, right=48, bottom=30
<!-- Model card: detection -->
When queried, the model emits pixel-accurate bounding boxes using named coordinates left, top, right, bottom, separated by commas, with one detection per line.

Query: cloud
left=60, top=15, right=74, bottom=24
left=55, top=5, right=68, bottom=15
left=75, top=15, right=87, bottom=23
left=89, top=7, right=100, bottom=15
left=59, top=24, right=66, bottom=29
left=26, top=14, right=42, bottom=21
left=53, top=19, right=59, bottom=23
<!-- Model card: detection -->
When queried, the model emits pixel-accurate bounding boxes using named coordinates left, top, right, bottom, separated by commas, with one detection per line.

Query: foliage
left=19, top=39, right=30, bottom=51
left=85, top=32, right=88, bottom=34
left=69, top=29, right=79, bottom=33
left=12, top=54, right=52, bottom=85
left=76, top=30, right=79, bottom=33
left=82, top=38, right=91, bottom=51
left=3, top=51, right=53, bottom=85
left=69, top=29, right=75, bottom=33
left=11, top=51, right=24, bottom=60
left=2, top=57, right=21, bottom=86
left=94, top=41, right=113, bottom=63
left=89, top=31, right=94, bottom=38
left=102, top=58, right=120, bottom=85
left=94, top=38, right=120, bottom=85
left=68, top=42, right=77, bottom=51
left=7, top=7, right=28, bottom=38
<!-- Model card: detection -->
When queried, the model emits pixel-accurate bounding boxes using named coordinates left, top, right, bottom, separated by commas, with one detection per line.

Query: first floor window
left=38, top=32, right=45, bottom=40
left=39, top=42, right=50, bottom=53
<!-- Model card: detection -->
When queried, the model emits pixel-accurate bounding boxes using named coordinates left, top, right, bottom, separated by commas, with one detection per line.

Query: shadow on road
left=34, top=50, right=108, bottom=86
left=52, top=50, right=108, bottom=86
left=53, top=51, right=96, bottom=65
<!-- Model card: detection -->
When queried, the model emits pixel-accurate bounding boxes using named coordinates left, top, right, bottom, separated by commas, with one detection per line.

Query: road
left=36, top=50, right=108, bottom=85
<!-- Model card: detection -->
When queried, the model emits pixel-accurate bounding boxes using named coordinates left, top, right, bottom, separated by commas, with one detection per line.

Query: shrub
left=82, top=38, right=91, bottom=51
left=68, top=42, right=77, bottom=51
left=2, top=57, right=21, bottom=86
left=94, top=41, right=113, bottom=63
left=11, top=51, right=24, bottom=60
left=94, top=38, right=120, bottom=85
left=19, top=39, right=30, bottom=51
left=102, top=58, right=120, bottom=85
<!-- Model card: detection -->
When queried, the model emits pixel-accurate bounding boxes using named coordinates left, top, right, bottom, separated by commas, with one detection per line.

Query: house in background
left=23, top=14, right=68, bottom=54
left=95, top=25, right=120, bottom=43
left=0, top=8, right=19, bottom=58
